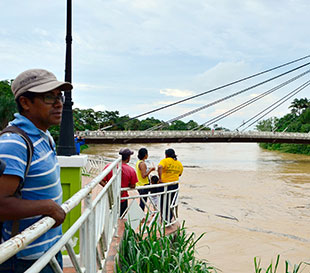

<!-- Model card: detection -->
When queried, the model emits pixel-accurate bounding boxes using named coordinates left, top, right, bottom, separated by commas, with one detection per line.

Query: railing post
left=162, top=185, right=168, bottom=224
left=115, top=159, right=122, bottom=217
left=84, top=193, right=97, bottom=272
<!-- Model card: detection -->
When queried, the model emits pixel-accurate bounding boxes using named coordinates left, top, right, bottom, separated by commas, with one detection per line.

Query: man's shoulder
left=0, top=130, right=29, bottom=150
left=122, top=163, right=135, bottom=171
left=0, top=124, right=40, bottom=152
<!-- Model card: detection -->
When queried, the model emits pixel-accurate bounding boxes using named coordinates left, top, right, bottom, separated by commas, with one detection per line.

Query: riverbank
left=259, top=142, right=310, bottom=156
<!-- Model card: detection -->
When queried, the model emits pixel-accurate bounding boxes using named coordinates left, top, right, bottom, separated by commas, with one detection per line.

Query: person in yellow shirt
left=157, top=148, right=183, bottom=223
left=136, top=148, right=155, bottom=211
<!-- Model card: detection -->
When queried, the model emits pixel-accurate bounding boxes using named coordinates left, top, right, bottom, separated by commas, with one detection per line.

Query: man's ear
left=18, top=96, right=32, bottom=112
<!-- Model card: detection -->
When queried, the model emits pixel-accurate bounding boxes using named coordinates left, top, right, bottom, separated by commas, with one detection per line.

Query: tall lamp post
left=57, top=0, right=76, bottom=156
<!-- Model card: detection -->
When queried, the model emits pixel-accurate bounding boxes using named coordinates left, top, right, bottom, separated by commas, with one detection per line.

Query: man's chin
left=51, top=117, right=62, bottom=126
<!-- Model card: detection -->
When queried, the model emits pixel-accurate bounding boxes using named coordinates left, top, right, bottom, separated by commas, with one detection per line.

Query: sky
left=1, top=0, right=310, bottom=130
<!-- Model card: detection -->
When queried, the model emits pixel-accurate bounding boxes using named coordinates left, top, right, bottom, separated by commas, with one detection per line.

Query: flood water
left=84, top=143, right=310, bottom=272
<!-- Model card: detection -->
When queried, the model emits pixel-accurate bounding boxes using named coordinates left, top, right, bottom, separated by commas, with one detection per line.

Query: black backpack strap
left=0, top=126, right=34, bottom=179
left=0, top=126, right=34, bottom=238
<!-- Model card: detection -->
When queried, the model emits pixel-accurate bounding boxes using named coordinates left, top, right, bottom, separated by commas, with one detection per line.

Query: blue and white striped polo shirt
left=0, top=113, right=62, bottom=260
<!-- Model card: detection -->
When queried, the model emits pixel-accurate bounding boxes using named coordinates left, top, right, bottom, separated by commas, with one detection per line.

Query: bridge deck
left=77, top=130, right=310, bottom=144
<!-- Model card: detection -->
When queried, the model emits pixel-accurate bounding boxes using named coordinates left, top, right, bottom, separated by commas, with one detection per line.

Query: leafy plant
left=0, top=80, right=17, bottom=130
left=116, top=214, right=217, bottom=273
left=254, top=255, right=309, bottom=273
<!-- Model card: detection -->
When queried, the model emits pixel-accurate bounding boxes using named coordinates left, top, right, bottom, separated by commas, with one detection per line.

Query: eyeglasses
left=38, top=93, right=65, bottom=104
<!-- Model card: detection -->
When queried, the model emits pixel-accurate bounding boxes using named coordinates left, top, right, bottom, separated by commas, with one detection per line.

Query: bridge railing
left=82, top=154, right=115, bottom=177
left=0, top=157, right=122, bottom=273
left=121, top=181, right=180, bottom=228
left=81, top=154, right=179, bottom=228
left=82, top=154, right=180, bottom=225
left=77, top=130, right=310, bottom=140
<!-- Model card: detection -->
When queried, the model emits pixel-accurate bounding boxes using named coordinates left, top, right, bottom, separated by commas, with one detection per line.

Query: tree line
left=255, top=98, right=310, bottom=155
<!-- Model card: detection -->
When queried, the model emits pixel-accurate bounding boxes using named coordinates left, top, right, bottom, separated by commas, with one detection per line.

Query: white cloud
left=73, top=102, right=106, bottom=112
left=1, top=0, right=310, bottom=129
left=160, top=88, right=194, bottom=98
left=74, top=83, right=107, bottom=91
left=195, top=61, right=251, bottom=89
left=33, top=28, right=49, bottom=36
left=93, top=105, right=107, bottom=112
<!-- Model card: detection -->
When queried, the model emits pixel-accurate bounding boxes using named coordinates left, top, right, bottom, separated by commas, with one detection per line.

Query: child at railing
left=149, top=175, right=160, bottom=208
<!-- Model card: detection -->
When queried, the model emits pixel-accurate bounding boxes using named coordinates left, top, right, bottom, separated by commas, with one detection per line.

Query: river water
left=84, top=143, right=310, bottom=272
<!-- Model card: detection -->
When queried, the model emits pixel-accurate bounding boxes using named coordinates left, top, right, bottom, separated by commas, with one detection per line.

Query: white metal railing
left=82, top=154, right=115, bottom=177
left=76, top=130, right=310, bottom=141
left=121, top=182, right=180, bottom=228
left=81, top=155, right=180, bottom=227
left=82, top=155, right=180, bottom=227
left=0, top=157, right=122, bottom=273
left=0, top=154, right=180, bottom=272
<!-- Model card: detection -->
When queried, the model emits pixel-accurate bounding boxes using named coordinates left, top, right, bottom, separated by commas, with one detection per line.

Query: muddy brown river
left=84, top=142, right=310, bottom=272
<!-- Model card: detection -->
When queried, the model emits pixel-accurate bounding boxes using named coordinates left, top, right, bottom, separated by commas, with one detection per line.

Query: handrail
left=0, top=157, right=122, bottom=272
left=0, top=154, right=181, bottom=271
left=121, top=181, right=180, bottom=227
left=77, top=130, right=310, bottom=141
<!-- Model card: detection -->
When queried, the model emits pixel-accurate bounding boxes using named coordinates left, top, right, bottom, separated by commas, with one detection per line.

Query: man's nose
left=53, top=98, right=63, bottom=108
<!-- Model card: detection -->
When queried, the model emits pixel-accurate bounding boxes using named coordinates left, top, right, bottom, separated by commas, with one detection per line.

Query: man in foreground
left=0, top=69, right=72, bottom=272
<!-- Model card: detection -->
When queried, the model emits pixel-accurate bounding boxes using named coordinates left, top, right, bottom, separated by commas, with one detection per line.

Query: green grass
left=115, top=214, right=217, bottom=273
left=254, top=255, right=309, bottom=273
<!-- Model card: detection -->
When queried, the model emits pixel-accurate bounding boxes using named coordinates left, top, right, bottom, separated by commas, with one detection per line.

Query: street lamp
left=57, top=0, right=76, bottom=156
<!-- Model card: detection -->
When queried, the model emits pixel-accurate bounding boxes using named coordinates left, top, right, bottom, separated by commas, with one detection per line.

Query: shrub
left=116, top=215, right=217, bottom=273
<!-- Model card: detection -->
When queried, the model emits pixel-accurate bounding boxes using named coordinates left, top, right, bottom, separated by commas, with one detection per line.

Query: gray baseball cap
left=12, top=69, right=73, bottom=99
left=119, top=148, right=134, bottom=156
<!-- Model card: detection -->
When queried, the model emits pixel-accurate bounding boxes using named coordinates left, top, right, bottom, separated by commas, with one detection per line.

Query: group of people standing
left=101, top=146, right=183, bottom=222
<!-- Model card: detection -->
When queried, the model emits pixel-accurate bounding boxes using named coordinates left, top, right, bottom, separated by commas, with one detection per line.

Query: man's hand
left=45, top=199, right=66, bottom=228
left=100, top=179, right=108, bottom=187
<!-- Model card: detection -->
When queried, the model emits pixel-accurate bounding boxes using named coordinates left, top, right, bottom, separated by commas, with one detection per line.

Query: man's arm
left=99, top=165, right=112, bottom=187
left=0, top=174, right=65, bottom=227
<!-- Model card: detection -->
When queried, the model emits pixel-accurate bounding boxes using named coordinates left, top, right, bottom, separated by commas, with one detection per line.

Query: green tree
left=289, top=98, right=310, bottom=116
left=186, top=120, right=199, bottom=130
left=0, top=80, right=17, bottom=129
left=256, top=117, right=278, bottom=132
left=167, top=120, right=187, bottom=130
left=140, top=117, right=162, bottom=130
left=257, top=97, right=310, bottom=155
left=124, top=118, right=140, bottom=130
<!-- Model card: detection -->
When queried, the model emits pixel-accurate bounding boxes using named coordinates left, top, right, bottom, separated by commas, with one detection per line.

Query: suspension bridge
left=86, top=55, right=310, bottom=144
left=77, top=130, right=310, bottom=144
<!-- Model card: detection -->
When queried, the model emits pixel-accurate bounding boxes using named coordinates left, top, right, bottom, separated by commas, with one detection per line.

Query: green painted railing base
left=60, top=167, right=82, bottom=254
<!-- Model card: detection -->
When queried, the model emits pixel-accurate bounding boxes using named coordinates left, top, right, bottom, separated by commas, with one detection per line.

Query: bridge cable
left=101, top=54, right=310, bottom=130
left=236, top=80, right=310, bottom=131
left=192, top=69, right=310, bottom=130
left=145, top=62, right=310, bottom=131
left=239, top=81, right=310, bottom=131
